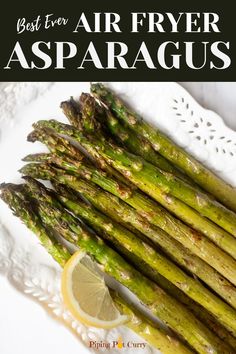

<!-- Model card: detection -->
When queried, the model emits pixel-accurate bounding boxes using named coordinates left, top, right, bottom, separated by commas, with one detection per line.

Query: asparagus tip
left=22, top=175, right=37, bottom=184
left=90, top=82, right=105, bottom=93
left=22, top=153, right=52, bottom=162
left=0, top=182, right=20, bottom=193
left=60, top=97, right=80, bottom=115
left=27, top=130, right=39, bottom=142
left=0, top=182, right=24, bottom=207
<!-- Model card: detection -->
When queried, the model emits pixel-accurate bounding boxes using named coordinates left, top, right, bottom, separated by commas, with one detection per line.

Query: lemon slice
left=61, top=250, right=128, bottom=329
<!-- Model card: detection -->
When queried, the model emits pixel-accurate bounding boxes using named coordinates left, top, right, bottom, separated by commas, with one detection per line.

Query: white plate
left=0, top=82, right=236, bottom=354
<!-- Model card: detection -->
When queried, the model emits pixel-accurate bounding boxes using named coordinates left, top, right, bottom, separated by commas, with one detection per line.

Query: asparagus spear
left=25, top=177, right=236, bottom=349
left=19, top=173, right=236, bottom=348
left=63, top=94, right=236, bottom=241
left=23, top=150, right=145, bottom=239
left=58, top=97, right=135, bottom=189
left=52, top=190, right=236, bottom=349
left=26, top=176, right=236, bottom=317
left=27, top=126, right=135, bottom=189
left=62, top=95, right=192, bottom=184
left=27, top=128, right=85, bottom=161
left=22, top=153, right=236, bottom=290
left=71, top=129, right=236, bottom=237
left=27, top=127, right=88, bottom=166
left=24, top=128, right=236, bottom=264
left=115, top=265, right=236, bottom=351
left=0, top=183, right=71, bottom=267
left=61, top=96, right=102, bottom=134
left=31, top=120, right=236, bottom=257
left=19, top=164, right=236, bottom=330
left=54, top=157, right=236, bottom=274
left=91, top=83, right=236, bottom=213
left=0, top=185, right=193, bottom=354
left=52, top=180, right=236, bottom=320
left=111, top=291, right=194, bottom=354
left=21, top=192, right=235, bottom=353
left=22, top=153, right=54, bottom=162
left=58, top=185, right=236, bottom=349
left=50, top=182, right=235, bottom=346
left=2, top=182, right=236, bottom=351
left=7, top=163, right=235, bottom=348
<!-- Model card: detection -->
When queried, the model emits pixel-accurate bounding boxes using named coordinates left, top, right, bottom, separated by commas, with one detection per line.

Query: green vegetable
left=30, top=120, right=236, bottom=266
left=20, top=152, right=236, bottom=290
left=0, top=183, right=193, bottom=354
left=19, top=164, right=236, bottom=336
left=0, top=183, right=70, bottom=267
left=91, top=83, right=236, bottom=213
left=20, top=184, right=236, bottom=353
left=111, top=291, right=194, bottom=354
left=63, top=95, right=193, bottom=184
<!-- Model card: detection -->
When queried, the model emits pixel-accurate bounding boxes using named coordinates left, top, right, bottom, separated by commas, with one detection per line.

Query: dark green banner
left=0, top=1, right=235, bottom=81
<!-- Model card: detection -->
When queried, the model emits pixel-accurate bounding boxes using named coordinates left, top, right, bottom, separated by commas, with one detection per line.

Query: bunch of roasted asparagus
left=1, top=84, right=236, bottom=354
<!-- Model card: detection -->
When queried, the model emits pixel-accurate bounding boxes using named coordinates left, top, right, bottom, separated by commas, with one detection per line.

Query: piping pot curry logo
left=89, top=336, right=147, bottom=350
